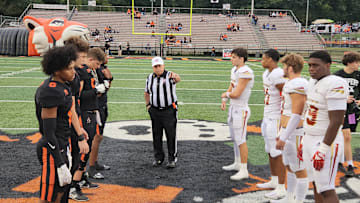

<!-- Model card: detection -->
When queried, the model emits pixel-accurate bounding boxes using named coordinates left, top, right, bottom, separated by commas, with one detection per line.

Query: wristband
left=222, top=98, right=228, bottom=102
left=318, top=142, right=331, bottom=154
left=78, top=134, right=85, bottom=141
left=226, top=92, right=231, bottom=98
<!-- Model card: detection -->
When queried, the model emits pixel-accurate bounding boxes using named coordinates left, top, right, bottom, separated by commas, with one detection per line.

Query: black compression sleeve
left=43, top=118, right=65, bottom=167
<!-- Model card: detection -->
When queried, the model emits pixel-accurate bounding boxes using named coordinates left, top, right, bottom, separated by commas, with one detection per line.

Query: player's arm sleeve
left=272, top=69, right=287, bottom=85
left=237, top=69, right=254, bottom=79
left=43, top=117, right=65, bottom=167
left=39, top=88, right=65, bottom=167
left=286, top=79, right=308, bottom=95
left=326, top=79, right=349, bottom=111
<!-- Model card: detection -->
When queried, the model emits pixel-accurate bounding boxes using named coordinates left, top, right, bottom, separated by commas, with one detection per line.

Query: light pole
left=251, top=0, right=254, bottom=16
left=305, top=0, right=309, bottom=30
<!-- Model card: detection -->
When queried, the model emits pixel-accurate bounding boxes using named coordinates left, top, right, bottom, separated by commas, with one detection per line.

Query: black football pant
left=148, top=107, right=177, bottom=162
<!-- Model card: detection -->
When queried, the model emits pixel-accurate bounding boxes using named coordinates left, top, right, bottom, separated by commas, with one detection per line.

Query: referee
left=144, top=56, right=181, bottom=168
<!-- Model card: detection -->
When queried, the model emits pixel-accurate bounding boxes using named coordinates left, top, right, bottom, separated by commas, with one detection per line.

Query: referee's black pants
left=148, top=106, right=177, bottom=162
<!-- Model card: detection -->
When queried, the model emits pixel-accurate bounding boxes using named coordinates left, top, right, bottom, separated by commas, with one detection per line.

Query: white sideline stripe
left=0, top=100, right=265, bottom=106
left=0, top=128, right=38, bottom=130
left=0, top=86, right=264, bottom=92
left=0, top=67, right=40, bottom=77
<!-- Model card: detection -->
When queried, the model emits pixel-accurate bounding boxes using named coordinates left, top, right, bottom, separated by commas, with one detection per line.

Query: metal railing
left=0, top=4, right=32, bottom=27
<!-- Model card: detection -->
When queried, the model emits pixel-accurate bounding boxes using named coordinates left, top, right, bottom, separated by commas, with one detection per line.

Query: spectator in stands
left=74, top=7, right=78, bottom=15
left=200, top=17, right=207, bottom=22
left=251, top=14, right=256, bottom=24
left=266, top=23, right=270, bottom=30
left=271, top=11, right=276, bottom=17
left=166, top=9, right=171, bottom=16
left=237, top=24, right=241, bottom=31
left=151, top=30, right=155, bottom=37
left=135, top=12, right=141, bottom=19
left=127, top=8, right=131, bottom=15
left=254, top=16, right=258, bottom=25
left=167, top=24, right=171, bottom=29
left=146, top=21, right=151, bottom=28
left=220, top=33, right=224, bottom=41
left=178, top=23, right=182, bottom=31
left=118, top=43, right=122, bottom=56
left=271, top=24, right=276, bottom=30
left=223, top=34, right=228, bottom=41
left=165, top=31, right=169, bottom=40
left=227, top=24, right=231, bottom=31
left=109, top=35, right=113, bottom=42
left=262, top=24, right=266, bottom=29
left=105, top=42, right=112, bottom=56
left=150, top=21, right=155, bottom=28
left=126, top=42, right=130, bottom=56
left=141, top=8, right=145, bottom=15
left=211, top=47, right=216, bottom=57
left=169, top=34, right=176, bottom=43
left=189, top=37, right=192, bottom=43
left=153, top=9, right=158, bottom=15
left=95, top=34, right=100, bottom=42
left=183, top=37, right=187, bottom=43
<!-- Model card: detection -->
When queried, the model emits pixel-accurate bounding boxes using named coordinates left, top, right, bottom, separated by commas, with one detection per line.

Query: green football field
left=0, top=56, right=359, bottom=165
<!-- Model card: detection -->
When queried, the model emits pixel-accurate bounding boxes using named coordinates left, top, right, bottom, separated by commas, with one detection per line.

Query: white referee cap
left=152, top=57, right=164, bottom=67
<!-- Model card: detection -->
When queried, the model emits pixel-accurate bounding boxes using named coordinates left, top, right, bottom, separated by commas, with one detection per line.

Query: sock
left=271, top=176, right=278, bottom=184
left=277, top=184, right=285, bottom=191
left=287, top=172, right=297, bottom=194
left=347, top=160, right=353, bottom=167
left=295, top=177, right=308, bottom=202
left=71, top=180, right=80, bottom=188
left=240, top=163, right=247, bottom=170
left=234, top=143, right=240, bottom=163
left=89, top=165, right=96, bottom=175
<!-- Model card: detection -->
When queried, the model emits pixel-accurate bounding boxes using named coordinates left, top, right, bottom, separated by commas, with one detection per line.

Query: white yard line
left=0, top=100, right=265, bottom=106
left=0, top=67, right=40, bottom=77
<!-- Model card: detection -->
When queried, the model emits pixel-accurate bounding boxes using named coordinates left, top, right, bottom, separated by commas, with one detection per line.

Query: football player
left=35, top=46, right=77, bottom=203
left=257, top=49, right=287, bottom=199
left=301, top=51, right=348, bottom=203
left=273, top=54, right=308, bottom=203
left=221, top=48, right=254, bottom=181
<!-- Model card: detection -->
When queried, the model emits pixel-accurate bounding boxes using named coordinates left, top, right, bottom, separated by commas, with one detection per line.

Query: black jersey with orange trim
left=77, top=64, right=99, bottom=111
left=35, top=78, right=73, bottom=149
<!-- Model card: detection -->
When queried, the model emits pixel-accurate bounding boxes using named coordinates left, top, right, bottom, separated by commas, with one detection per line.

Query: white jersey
left=230, top=65, right=254, bottom=106
left=304, top=75, right=349, bottom=136
left=281, top=77, right=308, bottom=117
left=263, top=67, right=287, bottom=118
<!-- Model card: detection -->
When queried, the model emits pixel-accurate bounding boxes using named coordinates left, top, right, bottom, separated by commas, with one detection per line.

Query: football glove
left=95, top=84, right=106, bottom=94
left=104, top=80, right=110, bottom=89
left=57, top=164, right=72, bottom=187
left=311, top=142, right=331, bottom=171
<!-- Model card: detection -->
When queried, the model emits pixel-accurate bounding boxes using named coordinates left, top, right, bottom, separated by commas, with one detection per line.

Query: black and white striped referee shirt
left=145, top=70, right=177, bottom=108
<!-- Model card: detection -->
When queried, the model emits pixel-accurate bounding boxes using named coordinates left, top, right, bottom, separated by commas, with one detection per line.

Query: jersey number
left=306, top=105, right=319, bottom=126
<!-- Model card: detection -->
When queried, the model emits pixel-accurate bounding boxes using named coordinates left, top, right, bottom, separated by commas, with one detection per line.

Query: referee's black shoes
left=152, top=160, right=163, bottom=167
